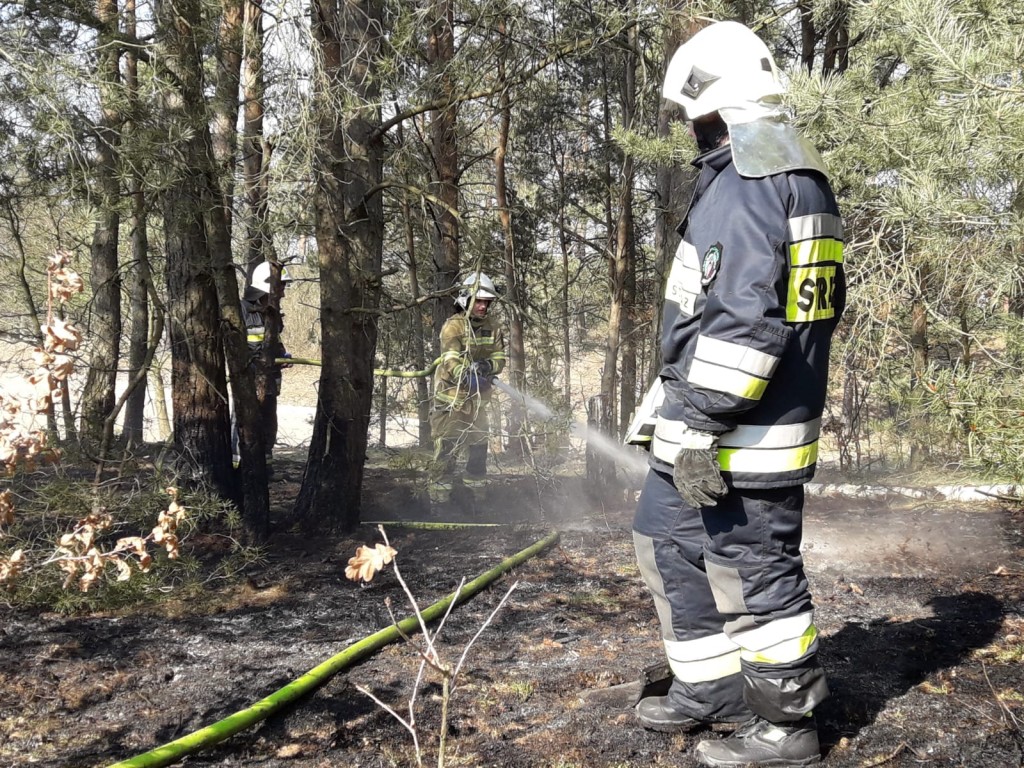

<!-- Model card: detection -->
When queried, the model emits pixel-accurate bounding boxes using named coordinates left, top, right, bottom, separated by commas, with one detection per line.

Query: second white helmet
left=662, top=21, right=783, bottom=121
left=456, top=272, right=498, bottom=309
left=251, top=261, right=294, bottom=294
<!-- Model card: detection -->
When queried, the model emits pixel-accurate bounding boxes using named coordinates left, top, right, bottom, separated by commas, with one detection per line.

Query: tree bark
left=798, top=1, right=817, bottom=74
left=123, top=0, right=151, bottom=447
left=396, top=119, right=432, bottom=448
left=599, top=48, right=621, bottom=437
left=79, top=0, right=122, bottom=451
left=428, top=0, right=460, bottom=343
left=909, top=264, right=930, bottom=468
left=212, top=0, right=272, bottom=536
left=616, top=13, right=638, bottom=438
left=296, top=0, right=384, bottom=532
left=156, top=0, right=237, bottom=502
left=496, top=23, right=527, bottom=456
left=550, top=130, right=573, bottom=408
left=242, top=0, right=272, bottom=270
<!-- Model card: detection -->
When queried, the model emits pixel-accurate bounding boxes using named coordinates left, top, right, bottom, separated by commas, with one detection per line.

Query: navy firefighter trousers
left=632, top=468, right=829, bottom=724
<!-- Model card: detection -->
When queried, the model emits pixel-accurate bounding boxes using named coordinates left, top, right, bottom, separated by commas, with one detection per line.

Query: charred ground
left=1, top=451, right=1023, bottom=768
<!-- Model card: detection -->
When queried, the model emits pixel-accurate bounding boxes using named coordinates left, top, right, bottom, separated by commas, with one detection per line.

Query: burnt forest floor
left=2, top=447, right=1024, bottom=768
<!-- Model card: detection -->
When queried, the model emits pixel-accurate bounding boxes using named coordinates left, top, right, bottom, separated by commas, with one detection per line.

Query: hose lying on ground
left=107, top=530, right=560, bottom=768
left=279, top=356, right=442, bottom=378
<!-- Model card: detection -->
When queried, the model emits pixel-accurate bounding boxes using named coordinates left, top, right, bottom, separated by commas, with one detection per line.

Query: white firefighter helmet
left=662, top=21, right=783, bottom=121
left=663, top=21, right=828, bottom=180
left=456, top=272, right=498, bottom=309
left=251, top=261, right=294, bottom=294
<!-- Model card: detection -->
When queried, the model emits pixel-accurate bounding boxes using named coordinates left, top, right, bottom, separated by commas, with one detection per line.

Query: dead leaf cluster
left=151, top=488, right=185, bottom=559
left=1, top=487, right=186, bottom=592
left=345, top=543, right=397, bottom=583
left=0, top=395, right=55, bottom=474
left=47, top=251, right=85, bottom=303
left=0, top=252, right=81, bottom=479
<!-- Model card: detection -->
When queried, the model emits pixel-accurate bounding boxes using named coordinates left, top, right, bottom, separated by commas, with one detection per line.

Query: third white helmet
left=662, top=21, right=783, bottom=121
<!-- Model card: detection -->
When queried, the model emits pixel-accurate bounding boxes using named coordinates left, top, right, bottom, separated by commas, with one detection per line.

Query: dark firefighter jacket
left=650, top=144, right=846, bottom=489
left=241, top=287, right=286, bottom=365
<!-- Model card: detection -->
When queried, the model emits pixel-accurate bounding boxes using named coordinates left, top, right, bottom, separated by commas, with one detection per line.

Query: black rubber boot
left=695, top=715, right=821, bottom=767
left=636, top=696, right=743, bottom=734
left=466, top=443, right=488, bottom=477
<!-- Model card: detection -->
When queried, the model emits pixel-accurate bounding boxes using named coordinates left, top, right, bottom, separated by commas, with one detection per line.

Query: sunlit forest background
left=2, top=0, right=1024, bottom=548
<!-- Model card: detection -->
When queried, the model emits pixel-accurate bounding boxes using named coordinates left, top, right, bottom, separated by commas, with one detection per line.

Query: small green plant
left=495, top=679, right=534, bottom=703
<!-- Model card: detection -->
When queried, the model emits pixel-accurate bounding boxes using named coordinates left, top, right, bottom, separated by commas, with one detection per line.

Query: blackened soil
left=1, top=456, right=1022, bottom=768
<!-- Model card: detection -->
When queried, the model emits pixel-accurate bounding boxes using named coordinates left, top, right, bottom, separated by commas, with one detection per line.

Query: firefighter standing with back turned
left=428, top=272, right=507, bottom=501
left=237, top=260, right=293, bottom=467
left=626, top=21, right=845, bottom=767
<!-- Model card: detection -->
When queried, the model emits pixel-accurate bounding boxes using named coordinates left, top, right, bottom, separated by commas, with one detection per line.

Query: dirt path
left=1, top=466, right=1022, bottom=768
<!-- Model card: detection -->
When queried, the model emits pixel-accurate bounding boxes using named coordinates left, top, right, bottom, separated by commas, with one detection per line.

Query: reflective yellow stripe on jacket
left=786, top=213, right=844, bottom=324
left=652, top=417, right=821, bottom=475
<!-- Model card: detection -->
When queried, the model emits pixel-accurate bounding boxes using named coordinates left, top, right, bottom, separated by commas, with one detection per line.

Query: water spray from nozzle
left=490, top=378, right=649, bottom=478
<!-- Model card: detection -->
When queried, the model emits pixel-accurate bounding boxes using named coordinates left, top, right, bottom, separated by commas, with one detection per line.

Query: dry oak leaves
left=345, top=543, right=397, bottom=583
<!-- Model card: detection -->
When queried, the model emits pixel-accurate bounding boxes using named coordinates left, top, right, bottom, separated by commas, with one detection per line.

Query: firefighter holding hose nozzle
left=427, top=272, right=507, bottom=502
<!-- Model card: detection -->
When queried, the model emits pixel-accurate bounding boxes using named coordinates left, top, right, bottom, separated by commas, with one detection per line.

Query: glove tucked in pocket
left=672, top=447, right=727, bottom=508
left=652, top=415, right=727, bottom=508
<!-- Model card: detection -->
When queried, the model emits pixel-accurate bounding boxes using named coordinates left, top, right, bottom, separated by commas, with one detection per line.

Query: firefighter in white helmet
left=428, top=272, right=507, bottom=500
left=234, top=261, right=294, bottom=467
left=627, top=21, right=844, bottom=767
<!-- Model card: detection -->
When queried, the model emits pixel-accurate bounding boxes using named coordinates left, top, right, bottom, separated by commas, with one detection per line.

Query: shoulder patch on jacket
left=701, top=242, right=722, bottom=286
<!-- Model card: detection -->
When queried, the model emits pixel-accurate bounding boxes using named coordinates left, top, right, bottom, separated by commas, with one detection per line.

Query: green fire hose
left=106, top=530, right=560, bottom=768
left=279, top=356, right=442, bottom=378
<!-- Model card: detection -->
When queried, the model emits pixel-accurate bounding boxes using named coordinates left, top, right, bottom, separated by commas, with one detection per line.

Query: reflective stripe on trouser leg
left=632, top=469, right=750, bottom=722
left=699, top=485, right=829, bottom=721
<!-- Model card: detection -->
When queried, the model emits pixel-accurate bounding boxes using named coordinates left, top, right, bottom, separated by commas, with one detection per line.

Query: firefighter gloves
left=470, top=360, right=494, bottom=379
left=673, top=445, right=728, bottom=508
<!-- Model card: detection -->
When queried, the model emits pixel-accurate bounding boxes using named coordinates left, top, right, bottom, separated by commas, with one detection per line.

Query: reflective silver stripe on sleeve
left=788, top=213, right=843, bottom=243
left=687, top=336, right=779, bottom=401
left=665, top=240, right=702, bottom=317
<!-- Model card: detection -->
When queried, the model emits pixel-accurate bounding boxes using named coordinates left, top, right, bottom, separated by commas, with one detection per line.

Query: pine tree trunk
left=297, top=0, right=384, bottom=532
left=496, top=30, right=527, bottom=456
left=157, top=0, right=236, bottom=501
left=616, top=14, right=638, bottom=438
left=212, top=0, right=271, bottom=536
left=428, top=0, right=460, bottom=343
left=79, top=0, right=122, bottom=451
left=909, top=265, right=931, bottom=468
left=242, top=0, right=271, bottom=270
left=122, top=0, right=150, bottom=448
left=397, top=118, right=432, bottom=448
